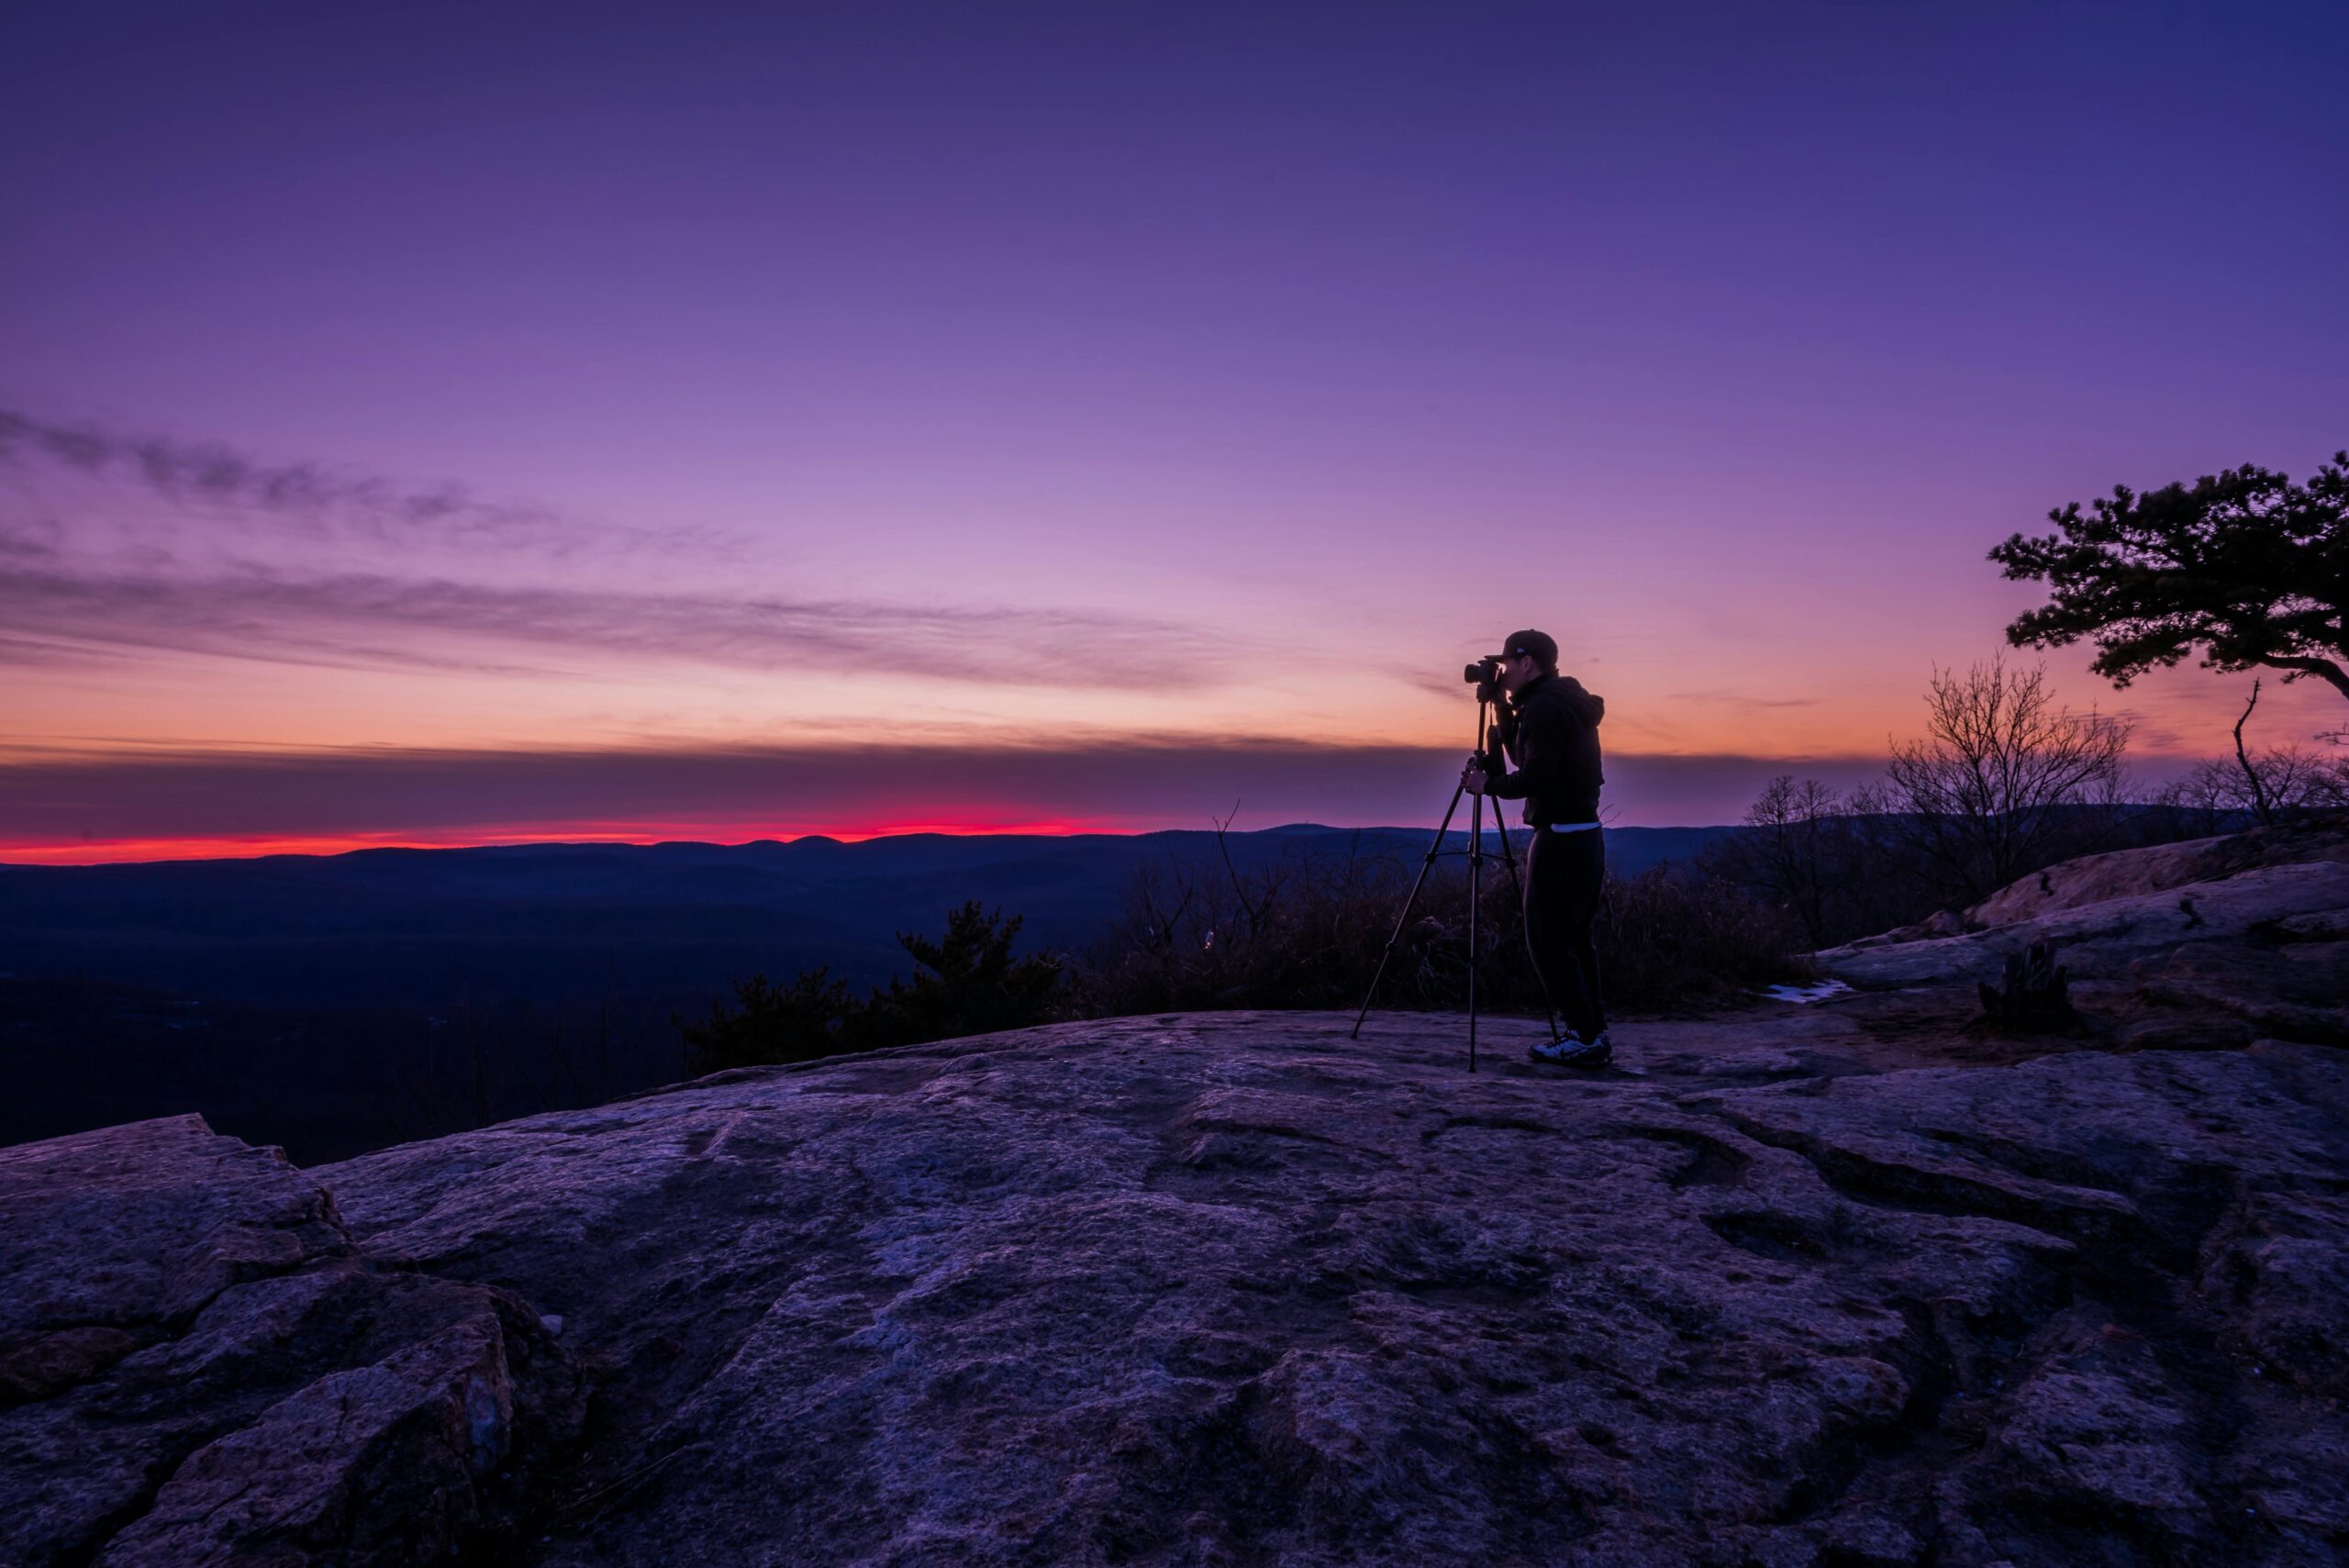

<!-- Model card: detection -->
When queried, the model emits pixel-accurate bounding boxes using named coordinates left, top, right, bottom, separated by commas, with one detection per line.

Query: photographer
left=1460, top=629, right=1611, bottom=1068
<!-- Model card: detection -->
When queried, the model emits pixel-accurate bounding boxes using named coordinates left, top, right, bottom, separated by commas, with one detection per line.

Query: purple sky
left=3, top=2, right=2344, bottom=860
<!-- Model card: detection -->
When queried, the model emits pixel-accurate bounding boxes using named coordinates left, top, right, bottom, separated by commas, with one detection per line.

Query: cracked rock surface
left=1815, top=822, right=2349, bottom=1017
left=0, top=1115, right=583, bottom=1567
left=298, top=1009, right=2349, bottom=1567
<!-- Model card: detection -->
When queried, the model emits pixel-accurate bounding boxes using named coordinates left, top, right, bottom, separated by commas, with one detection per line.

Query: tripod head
left=1467, top=683, right=1517, bottom=779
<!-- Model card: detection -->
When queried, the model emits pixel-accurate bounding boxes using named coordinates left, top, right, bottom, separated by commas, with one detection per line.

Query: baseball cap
left=1491, top=628, right=1558, bottom=669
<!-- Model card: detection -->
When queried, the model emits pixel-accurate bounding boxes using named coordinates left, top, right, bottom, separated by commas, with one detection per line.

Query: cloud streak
left=0, top=406, right=715, bottom=560
left=1662, top=690, right=1820, bottom=710
left=0, top=407, right=1261, bottom=688
left=0, top=558, right=1242, bottom=687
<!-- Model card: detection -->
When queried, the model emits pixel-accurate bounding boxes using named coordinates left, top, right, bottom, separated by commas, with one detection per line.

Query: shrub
left=677, top=902, right=1064, bottom=1073
left=1698, top=775, right=1937, bottom=948
left=1065, top=831, right=1811, bottom=1021
left=1595, top=866, right=1817, bottom=1008
left=676, top=965, right=862, bottom=1073
left=863, top=901, right=1067, bottom=1046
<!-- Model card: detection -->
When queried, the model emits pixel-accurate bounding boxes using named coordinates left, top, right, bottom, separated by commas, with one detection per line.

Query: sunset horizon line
left=0, top=730, right=2250, bottom=867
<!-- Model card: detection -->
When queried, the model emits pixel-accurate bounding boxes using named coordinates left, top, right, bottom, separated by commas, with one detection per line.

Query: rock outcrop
left=292, top=1013, right=2346, bottom=1568
left=0, top=1115, right=583, bottom=1567
left=6, top=824, right=2347, bottom=1567
left=9, top=1032, right=2348, bottom=1567
left=1816, top=821, right=2349, bottom=1051
left=1970, top=822, right=2349, bottom=927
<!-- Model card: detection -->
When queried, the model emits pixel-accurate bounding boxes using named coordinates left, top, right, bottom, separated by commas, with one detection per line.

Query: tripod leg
left=1351, top=777, right=1472, bottom=1040
left=1467, top=789, right=1481, bottom=1074
left=1492, top=821, right=1562, bottom=1044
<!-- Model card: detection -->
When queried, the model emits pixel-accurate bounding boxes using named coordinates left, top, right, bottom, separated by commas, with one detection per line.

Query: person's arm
left=1488, top=701, right=1563, bottom=800
left=1492, top=701, right=1520, bottom=751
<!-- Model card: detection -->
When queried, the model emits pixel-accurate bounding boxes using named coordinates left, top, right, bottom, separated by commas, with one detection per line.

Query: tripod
left=1351, top=688, right=1560, bottom=1071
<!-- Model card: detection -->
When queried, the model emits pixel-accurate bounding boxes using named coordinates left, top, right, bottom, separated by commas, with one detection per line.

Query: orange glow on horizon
left=0, top=814, right=1140, bottom=867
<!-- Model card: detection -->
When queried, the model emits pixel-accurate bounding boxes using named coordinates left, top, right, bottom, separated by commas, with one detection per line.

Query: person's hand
left=1461, top=758, right=1488, bottom=795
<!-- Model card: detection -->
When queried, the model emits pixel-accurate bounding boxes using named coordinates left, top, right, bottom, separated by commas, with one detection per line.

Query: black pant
left=1524, top=827, right=1607, bottom=1040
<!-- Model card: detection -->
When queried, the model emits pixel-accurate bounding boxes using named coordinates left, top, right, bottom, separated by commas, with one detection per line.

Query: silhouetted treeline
left=1698, top=660, right=2349, bottom=948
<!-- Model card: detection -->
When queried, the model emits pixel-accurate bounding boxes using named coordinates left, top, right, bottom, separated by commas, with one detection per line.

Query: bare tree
left=2232, top=681, right=2275, bottom=826
left=2143, top=676, right=2349, bottom=838
left=1210, top=801, right=1290, bottom=950
left=2161, top=741, right=2349, bottom=836
left=1736, top=775, right=1844, bottom=945
left=1879, top=657, right=2132, bottom=905
left=1700, top=774, right=1938, bottom=947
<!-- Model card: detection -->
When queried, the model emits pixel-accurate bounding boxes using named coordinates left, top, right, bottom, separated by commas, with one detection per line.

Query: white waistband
left=1541, top=821, right=1601, bottom=833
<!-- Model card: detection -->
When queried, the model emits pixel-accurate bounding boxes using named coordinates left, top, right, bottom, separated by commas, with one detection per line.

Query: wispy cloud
left=1390, top=664, right=1485, bottom=702
left=0, top=407, right=729, bottom=560
left=0, top=516, right=63, bottom=562
left=0, top=407, right=1255, bottom=688
left=0, top=559, right=1238, bottom=687
left=1661, top=690, right=1820, bottom=709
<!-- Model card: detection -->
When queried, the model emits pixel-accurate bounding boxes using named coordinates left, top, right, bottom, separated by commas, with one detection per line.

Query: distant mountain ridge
left=0, top=823, right=1741, bottom=1006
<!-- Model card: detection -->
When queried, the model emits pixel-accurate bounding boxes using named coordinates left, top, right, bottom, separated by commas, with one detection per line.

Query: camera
left=1464, top=657, right=1503, bottom=703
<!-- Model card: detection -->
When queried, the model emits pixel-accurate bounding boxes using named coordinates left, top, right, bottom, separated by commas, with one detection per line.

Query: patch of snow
left=1761, top=980, right=1854, bottom=1005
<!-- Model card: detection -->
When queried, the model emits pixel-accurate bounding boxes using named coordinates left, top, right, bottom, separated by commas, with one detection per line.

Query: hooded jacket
left=1487, top=673, right=1605, bottom=827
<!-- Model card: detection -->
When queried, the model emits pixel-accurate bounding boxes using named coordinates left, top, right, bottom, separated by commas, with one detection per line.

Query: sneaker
left=1529, top=1032, right=1577, bottom=1063
left=1531, top=1030, right=1610, bottom=1069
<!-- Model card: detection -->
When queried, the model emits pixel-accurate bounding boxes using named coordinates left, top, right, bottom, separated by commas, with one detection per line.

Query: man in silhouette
left=1461, top=628, right=1611, bottom=1068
